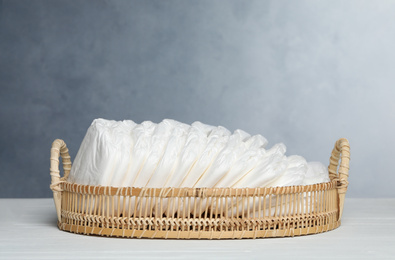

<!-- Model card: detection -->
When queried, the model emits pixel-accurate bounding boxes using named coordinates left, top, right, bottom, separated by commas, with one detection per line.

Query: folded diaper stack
left=69, top=118, right=330, bottom=189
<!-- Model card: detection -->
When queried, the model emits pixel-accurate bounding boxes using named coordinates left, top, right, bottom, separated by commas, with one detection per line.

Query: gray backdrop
left=1, top=0, right=394, bottom=198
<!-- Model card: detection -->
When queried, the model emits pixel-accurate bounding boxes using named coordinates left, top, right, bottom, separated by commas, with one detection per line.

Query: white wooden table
left=1, top=198, right=394, bottom=259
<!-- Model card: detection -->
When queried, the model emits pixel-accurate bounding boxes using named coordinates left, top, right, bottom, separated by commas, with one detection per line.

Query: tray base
left=58, top=218, right=341, bottom=239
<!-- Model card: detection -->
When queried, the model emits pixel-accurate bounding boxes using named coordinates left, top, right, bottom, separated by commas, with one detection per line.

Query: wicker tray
left=49, top=138, right=350, bottom=239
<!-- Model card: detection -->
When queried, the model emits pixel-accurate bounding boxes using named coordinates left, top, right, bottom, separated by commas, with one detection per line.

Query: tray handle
left=328, top=138, right=350, bottom=221
left=50, top=139, right=72, bottom=222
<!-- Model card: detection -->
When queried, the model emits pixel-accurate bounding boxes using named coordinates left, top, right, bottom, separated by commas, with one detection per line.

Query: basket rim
left=59, top=179, right=337, bottom=197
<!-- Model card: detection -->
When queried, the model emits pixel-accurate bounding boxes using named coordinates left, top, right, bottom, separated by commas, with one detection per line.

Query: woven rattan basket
left=50, top=138, right=350, bottom=239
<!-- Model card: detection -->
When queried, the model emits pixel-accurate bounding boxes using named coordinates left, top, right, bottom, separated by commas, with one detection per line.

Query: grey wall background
left=1, top=0, right=394, bottom=198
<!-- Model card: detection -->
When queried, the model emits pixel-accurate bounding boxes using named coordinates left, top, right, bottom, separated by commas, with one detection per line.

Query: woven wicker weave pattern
left=50, top=138, right=350, bottom=239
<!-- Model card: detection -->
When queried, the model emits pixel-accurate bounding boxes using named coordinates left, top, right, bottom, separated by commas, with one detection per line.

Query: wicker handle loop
left=50, top=139, right=72, bottom=222
left=328, top=138, right=350, bottom=221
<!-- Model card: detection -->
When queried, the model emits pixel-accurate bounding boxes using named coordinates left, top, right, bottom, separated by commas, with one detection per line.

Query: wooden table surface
left=1, top=198, right=394, bottom=259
